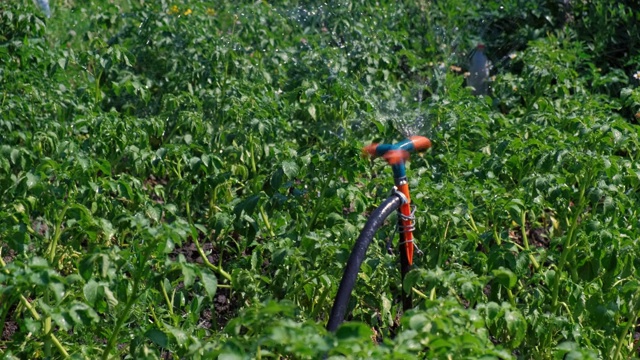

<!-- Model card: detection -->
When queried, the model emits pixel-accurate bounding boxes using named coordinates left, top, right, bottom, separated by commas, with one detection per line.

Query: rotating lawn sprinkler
left=326, top=136, right=431, bottom=332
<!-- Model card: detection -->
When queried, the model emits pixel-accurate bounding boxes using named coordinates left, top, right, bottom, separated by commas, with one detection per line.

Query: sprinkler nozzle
left=363, top=136, right=431, bottom=165
left=363, top=143, right=379, bottom=157
left=383, top=150, right=409, bottom=165
left=409, top=136, right=432, bottom=152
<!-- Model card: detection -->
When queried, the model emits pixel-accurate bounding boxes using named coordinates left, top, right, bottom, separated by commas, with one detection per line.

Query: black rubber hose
left=326, top=194, right=403, bottom=332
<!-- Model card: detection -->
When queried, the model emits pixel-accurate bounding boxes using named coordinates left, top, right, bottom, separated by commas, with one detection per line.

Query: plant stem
left=249, top=134, right=257, bottom=175
left=44, top=319, right=70, bottom=358
left=102, top=237, right=155, bottom=360
left=193, top=234, right=232, bottom=283
left=467, top=213, right=478, bottom=233
left=412, top=287, right=428, bottom=300
left=259, top=205, right=275, bottom=238
left=429, top=286, right=437, bottom=301
left=520, top=211, right=540, bottom=271
left=103, top=248, right=153, bottom=359
left=102, top=275, right=141, bottom=360
left=456, top=120, right=461, bottom=158
left=160, top=280, right=175, bottom=318
left=308, top=172, right=332, bottom=229
left=44, top=292, right=52, bottom=357
left=506, top=288, right=516, bottom=307
left=43, top=206, right=69, bottom=357
left=437, top=221, right=449, bottom=268
left=47, top=206, right=69, bottom=264
left=551, top=182, right=587, bottom=312
left=185, top=201, right=192, bottom=224
left=612, top=290, right=640, bottom=360
left=493, top=229, right=502, bottom=246
left=0, top=257, right=69, bottom=358
left=148, top=304, right=163, bottom=330
left=93, top=68, right=103, bottom=106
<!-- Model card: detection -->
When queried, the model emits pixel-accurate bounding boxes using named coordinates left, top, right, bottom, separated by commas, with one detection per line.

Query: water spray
left=327, top=136, right=431, bottom=332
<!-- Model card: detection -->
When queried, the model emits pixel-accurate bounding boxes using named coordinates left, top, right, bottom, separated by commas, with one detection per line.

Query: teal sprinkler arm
left=364, top=137, right=431, bottom=178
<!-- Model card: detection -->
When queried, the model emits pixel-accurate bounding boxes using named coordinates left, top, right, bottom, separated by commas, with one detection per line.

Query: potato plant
left=1, top=0, right=639, bottom=359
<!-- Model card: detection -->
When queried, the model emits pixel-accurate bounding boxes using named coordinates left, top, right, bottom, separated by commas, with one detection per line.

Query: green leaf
left=270, top=168, right=284, bottom=190
left=100, top=255, right=110, bottom=278
left=545, top=270, right=556, bottom=286
left=84, top=279, right=99, bottom=306
left=461, top=282, right=476, bottom=301
left=163, top=278, right=172, bottom=293
left=408, top=314, right=428, bottom=330
left=602, top=196, right=614, bottom=213
left=189, top=156, right=201, bottom=170
left=51, top=312, right=71, bottom=331
left=145, top=328, right=168, bottom=348
left=485, top=302, right=502, bottom=324
left=492, top=268, right=517, bottom=289
left=25, top=172, right=38, bottom=188
left=79, top=254, right=97, bottom=281
left=10, top=148, right=20, bottom=165
left=308, top=104, right=317, bottom=120
left=25, top=318, right=41, bottom=333
left=507, top=204, right=522, bottom=225
left=371, top=119, right=385, bottom=133
left=234, top=194, right=261, bottom=217
left=505, top=309, right=526, bottom=347
left=99, top=218, right=115, bottom=241
left=200, top=270, right=218, bottom=300
left=103, top=285, right=119, bottom=308
left=49, top=279, right=64, bottom=303
left=181, top=263, right=196, bottom=288
left=336, top=322, right=371, bottom=340
left=67, top=302, right=99, bottom=326
left=146, top=205, right=160, bottom=222
left=282, top=160, right=299, bottom=179
left=165, top=324, right=188, bottom=345
left=218, top=352, right=244, bottom=360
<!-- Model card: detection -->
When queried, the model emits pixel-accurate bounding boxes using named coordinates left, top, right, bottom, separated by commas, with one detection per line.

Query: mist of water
left=376, top=87, right=429, bottom=138
left=267, top=2, right=520, bottom=140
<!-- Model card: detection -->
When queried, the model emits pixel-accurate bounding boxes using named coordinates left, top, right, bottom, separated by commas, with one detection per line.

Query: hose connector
left=392, top=186, right=409, bottom=204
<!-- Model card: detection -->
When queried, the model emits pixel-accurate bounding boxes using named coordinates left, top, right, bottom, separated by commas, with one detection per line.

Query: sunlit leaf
left=492, top=268, right=517, bottom=289
left=282, top=160, right=299, bottom=179
left=200, top=270, right=218, bottom=300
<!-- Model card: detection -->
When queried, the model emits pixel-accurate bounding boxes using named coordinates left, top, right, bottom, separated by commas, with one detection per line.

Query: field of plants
left=2, top=0, right=640, bottom=358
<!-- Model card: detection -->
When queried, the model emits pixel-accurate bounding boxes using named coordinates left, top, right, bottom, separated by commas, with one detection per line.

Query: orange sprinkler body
left=362, top=136, right=431, bottom=266
left=396, top=183, right=414, bottom=265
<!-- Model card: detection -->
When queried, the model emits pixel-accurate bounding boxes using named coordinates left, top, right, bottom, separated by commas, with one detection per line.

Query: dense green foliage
left=1, top=0, right=640, bottom=358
